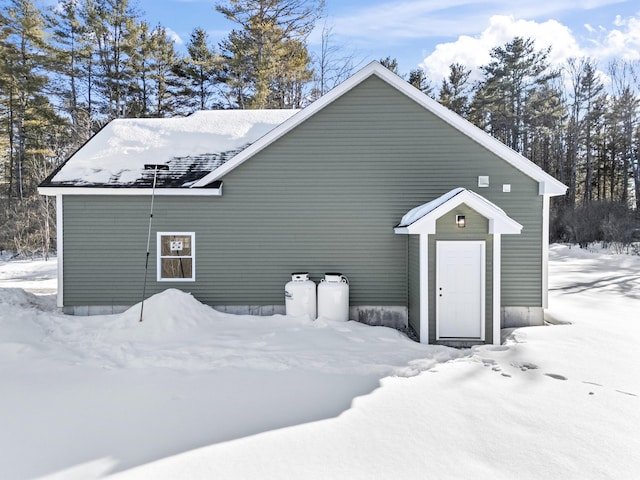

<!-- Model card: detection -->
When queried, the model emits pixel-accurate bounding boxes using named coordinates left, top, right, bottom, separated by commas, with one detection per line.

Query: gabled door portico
left=395, top=188, right=522, bottom=345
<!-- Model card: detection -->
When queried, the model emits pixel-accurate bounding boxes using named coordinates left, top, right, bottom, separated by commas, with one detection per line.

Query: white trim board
left=38, top=186, right=222, bottom=197
left=493, top=234, right=502, bottom=345
left=435, top=241, right=486, bottom=342
left=419, top=234, right=429, bottom=344
left=56, top=195, right=64, bottom=308
left=192, top=62, right=567, bottom=196
left=156, top=232, right=196, bottom=282
left=395, top=188, right=523, bottom=236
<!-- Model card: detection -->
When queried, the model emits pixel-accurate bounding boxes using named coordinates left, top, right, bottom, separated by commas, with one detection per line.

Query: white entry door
left=436, top=241, right=485, bottom=339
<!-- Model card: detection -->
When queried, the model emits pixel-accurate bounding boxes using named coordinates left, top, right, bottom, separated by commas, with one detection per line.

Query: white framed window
left=157, top=232, right=195, bottom=282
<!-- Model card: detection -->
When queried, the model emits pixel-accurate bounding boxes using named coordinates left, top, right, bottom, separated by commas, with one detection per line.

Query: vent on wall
left=478, top=176, right=489, bottom=187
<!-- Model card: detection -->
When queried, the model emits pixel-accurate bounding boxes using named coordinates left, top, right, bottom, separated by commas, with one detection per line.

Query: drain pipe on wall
left=140, top=164, right=169, bottom=322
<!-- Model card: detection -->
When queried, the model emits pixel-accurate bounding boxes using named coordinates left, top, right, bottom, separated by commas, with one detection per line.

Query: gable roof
left=39, top=109, right=298, bottom=191
left=40, top=62, right=566, bottom=197
left=192, top=62, right=567, bottom=196
left=394, top=188, right=523, bottom=235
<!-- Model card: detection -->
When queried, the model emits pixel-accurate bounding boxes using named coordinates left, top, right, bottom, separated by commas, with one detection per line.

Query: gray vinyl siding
left=62, top=75, right=543, bottom=310
left=427, top=207, right=493, bottom=343
left=407, top=235, right=421, bottom=336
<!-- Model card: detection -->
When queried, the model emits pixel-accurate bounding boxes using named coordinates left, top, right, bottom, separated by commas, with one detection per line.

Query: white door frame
left=435, top=240, right=486, bottom=341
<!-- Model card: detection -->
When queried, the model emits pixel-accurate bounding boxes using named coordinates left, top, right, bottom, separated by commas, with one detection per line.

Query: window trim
left=157, top=232, right=196, bottom=282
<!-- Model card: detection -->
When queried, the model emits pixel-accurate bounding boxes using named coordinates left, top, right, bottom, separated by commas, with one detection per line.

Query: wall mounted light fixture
left=456, top=215, right=466, bottom=228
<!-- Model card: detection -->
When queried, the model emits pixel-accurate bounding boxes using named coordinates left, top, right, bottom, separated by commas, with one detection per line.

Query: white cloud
left=420, top=15, right=581, bottom=84
left=421, top=14, right=640, bottom=86
left=589, top=16, right=640, bottom=61
left=330, top=0, right=628, bottom=43
left=165, top=27, right=184, bottom=46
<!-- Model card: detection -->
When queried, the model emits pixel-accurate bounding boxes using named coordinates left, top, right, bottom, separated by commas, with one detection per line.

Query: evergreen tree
left=0, top=0, right=68, bottom=256
left=82, top=0, right=140, bottom=119
left=216, top=0, right=324, bottom=109
left=476, top=37, right=558, bottom=152
left=579, top=61, right=605, bottom=203
left=174, top=27, right=222, bottom=111
left=379, top=56, right=399, bottom=74
left=408, top=68, right=434, bottom=97
left=149, top=24, right=181, bottom=116
left=46, top=0, right=93, bottom=143
left=439, top=62, right=471, bottom=116
left=0, top=0, right=54, bottom=202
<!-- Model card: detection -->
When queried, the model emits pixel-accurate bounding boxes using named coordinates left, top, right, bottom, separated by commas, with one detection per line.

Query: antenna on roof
left=140, top=164, right=170, bottom=322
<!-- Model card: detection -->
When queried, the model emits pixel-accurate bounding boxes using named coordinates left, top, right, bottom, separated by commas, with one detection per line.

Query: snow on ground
left=1, top=245, right=639, bottom=480
left=0, top=254, right=57, bottom=295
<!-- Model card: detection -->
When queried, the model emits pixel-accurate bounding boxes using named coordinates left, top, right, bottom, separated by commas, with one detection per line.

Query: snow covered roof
left=40, top=62, right=567, bottom=197
left=394, top=188, right=523, bottom=235
left=41, top=110, right=298, bottom=189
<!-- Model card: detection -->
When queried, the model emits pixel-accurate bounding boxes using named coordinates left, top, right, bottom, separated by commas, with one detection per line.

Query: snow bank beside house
left=51, top=109, right=298, bottom=185
left=1, top=245, right=639, bottom=480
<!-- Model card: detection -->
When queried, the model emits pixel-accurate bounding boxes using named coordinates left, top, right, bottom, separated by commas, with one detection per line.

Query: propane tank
left=317, top=272, right=349, bottom=321
left=285, top=272, right=316, bottom=319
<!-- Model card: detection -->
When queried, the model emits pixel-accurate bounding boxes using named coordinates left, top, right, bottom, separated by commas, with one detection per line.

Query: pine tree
left=408, top=68, right=434, bottom=97
left=439, top=63, right=471, bottom=116
left=579, top=61, right=605, bottom=203
left=476, top=37, right=558, bottom=152
left=0, top=0, right=52, bottom=202
left=216, top=0, right=324, bottom=109
left=149, top=25, right=181, bottom=116
left=46, top=0, right=93, bottom=142
left=82, top=0, right=141, bottom=119
left=0, top=0, right=68, bottom=256
left=174, top=27, right=222, bottom=111
left=379, top=56, right=399, bottom=74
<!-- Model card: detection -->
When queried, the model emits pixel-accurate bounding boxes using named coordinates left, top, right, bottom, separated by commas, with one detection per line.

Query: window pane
left=161, top=235, right=192, bottom=256
left=161, top=258, right=193, bottom=279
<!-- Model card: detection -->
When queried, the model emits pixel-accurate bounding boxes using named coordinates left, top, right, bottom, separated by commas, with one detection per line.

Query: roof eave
left=38, top=185, right=222, bottom=196
left=190, top=63, right=390, bottom=188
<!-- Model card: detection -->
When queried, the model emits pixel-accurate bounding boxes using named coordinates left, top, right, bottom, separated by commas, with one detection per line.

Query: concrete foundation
left=213, top=305, right=286, bottom=316
left=349, top=306, right=408, bottom=329
left=61, top=303, right=408, bottom=329
left=62, top=304, right=540, bottom=334
left=501, top=306, right=545, bottom=328
left=63, top=305, right=129, bottom=315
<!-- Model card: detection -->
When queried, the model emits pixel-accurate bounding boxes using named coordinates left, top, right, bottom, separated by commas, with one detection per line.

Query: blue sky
left=137, top=0, right=640, bottom=82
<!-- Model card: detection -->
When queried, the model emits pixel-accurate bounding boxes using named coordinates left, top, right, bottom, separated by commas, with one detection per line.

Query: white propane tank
left=285, top=272, right=317, bottom=319
left=317, top=272, right=349, bottom=321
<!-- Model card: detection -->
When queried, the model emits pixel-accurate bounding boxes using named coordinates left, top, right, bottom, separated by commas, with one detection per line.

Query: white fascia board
left=382, top=72, right=568, bottom=196
left=399, top=190, right=522, bottom=235
left=192, top=61, right=567, bottom=195
left=38, top=186, right=222, bottom=197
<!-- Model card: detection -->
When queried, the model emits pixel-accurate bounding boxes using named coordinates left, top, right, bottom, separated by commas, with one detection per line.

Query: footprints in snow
left=580, top=381, right=638, bottom=397
left=481, top=358, right=568, bottom=381
left=477, top=354, right=635, bottom=397
left=511, top=361, right=539, bottom=372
